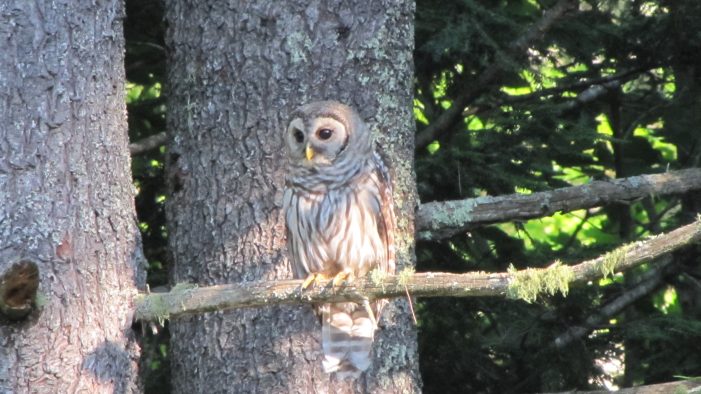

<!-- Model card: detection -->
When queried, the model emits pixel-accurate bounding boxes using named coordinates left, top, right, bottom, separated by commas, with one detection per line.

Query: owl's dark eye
left=293, top=129, right=304, bottom=143
left=317, top=128, right=333, bottom=140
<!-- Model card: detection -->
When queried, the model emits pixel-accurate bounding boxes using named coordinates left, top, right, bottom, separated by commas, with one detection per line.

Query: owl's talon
left=332, top=269, right=354, bottom=288
left=301, top=274, right=317, bottom=290
left=301, top=273, right=332, bottom=290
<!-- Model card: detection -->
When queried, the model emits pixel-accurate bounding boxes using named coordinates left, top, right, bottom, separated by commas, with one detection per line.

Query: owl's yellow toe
left=301, top=273, right=332, bottom=290
left=332, top=269, right=355, bottom=288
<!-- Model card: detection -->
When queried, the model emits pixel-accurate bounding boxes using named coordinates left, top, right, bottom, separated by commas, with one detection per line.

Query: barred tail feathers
left=320, top=303, right=375, bottom=379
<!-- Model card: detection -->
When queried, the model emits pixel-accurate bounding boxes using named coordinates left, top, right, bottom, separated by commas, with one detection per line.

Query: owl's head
left=285, top=101, right=372, bottom=168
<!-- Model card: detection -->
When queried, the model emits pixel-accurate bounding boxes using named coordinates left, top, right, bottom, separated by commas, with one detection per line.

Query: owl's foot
left=300, top=270, right=354, bottom=290
left=301, top=273, right=332, bottom=290
left=332, top=268, right=355, bottom=288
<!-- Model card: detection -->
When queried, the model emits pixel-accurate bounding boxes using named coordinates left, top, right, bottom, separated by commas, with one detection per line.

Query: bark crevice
left=0, top=260, right=39, bottom=320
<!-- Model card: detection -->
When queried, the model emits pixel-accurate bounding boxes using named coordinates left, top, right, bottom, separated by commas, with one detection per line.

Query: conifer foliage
left=124, top=1, right=701, bottom=392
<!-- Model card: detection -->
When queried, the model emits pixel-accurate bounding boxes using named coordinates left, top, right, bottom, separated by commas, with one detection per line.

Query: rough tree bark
left=165, top=0, right=419, bottom=392
left=0, top=1, right=143, bottom=392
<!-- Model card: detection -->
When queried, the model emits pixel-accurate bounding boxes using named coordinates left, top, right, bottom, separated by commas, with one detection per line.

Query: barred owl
left=282, top=101, right=396, bottom=378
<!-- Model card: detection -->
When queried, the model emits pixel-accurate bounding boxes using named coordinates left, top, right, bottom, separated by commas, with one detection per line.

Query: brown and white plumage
left=282, top=101, right=395, bottom=378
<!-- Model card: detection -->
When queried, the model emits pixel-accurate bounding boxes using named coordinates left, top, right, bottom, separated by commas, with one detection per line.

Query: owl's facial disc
left=286, top=118, right=308, bottom=162
left=307, top=117, right=348, bottom=166
left=286, top=115, right=348, bottom=167
left=305, top=127, right=334, bottom=161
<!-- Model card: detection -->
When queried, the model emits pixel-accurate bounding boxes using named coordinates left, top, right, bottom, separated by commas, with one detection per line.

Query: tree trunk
left=165, top=1, right=419, bottom=392
left=0, top=0, right=143, bottom=393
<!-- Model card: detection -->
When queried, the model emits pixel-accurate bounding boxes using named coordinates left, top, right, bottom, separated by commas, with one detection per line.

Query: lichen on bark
left=507, top=261, right=574, bottom=303
left=0, top=1, right=143, bottom=392
left=165, top=1, right=420, bottom=392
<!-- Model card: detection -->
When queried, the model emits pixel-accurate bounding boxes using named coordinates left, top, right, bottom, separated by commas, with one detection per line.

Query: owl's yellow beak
left=305, top=144, right=315, bottom=161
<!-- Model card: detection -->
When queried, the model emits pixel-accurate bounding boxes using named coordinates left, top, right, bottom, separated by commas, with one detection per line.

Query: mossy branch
left=134, top=220, right=701, bottom=322
left=417, top=168, right=701, bottom=241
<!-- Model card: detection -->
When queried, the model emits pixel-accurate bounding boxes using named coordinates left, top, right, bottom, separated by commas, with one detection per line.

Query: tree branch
left=129, top=131, right=167, bottom=155
left=551, top=255, right=672, bottom=349
left=416, top=168, right=701, bottom=241
left=415, top=0, right=578, bottom=150
left=546, top=379, right=701, bottom=394
left=134, top=220, right=701, bottom=322
left=497, top=66, right=651, bottom=110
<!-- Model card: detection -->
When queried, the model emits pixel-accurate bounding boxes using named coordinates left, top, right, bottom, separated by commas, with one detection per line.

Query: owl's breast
left=283, top=175, right=385, bottom=278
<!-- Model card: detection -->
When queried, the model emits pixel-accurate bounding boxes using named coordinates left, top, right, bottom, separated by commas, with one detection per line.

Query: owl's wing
left=372, top=151, right=396, bottom=276
left=283, top=186, right=311, bottom=279
left=319, top=153, right=396, bottom=377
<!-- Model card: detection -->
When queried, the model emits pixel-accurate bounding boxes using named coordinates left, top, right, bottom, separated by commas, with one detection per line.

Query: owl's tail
left=320, top=302, right=377, bottom=379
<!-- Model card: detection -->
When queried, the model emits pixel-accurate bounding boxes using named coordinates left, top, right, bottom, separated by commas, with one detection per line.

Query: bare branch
left=552, top=255, right=672, bottom=349
left=498, top=66, right=651, bottom=109
left=546, top=379, right=701, bottom=394
left=134, top=220, right=701, bottom=322
left=415, top=0, right=578, bottom=150
left=417, top=168, right=701, bottom=241
left=129, top=131, right=167, bottom=155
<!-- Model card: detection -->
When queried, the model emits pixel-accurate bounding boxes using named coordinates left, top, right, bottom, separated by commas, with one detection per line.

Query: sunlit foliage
left=125, top=0, right=701, bottom=392
left=415, top=0, right=701, bottom=392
